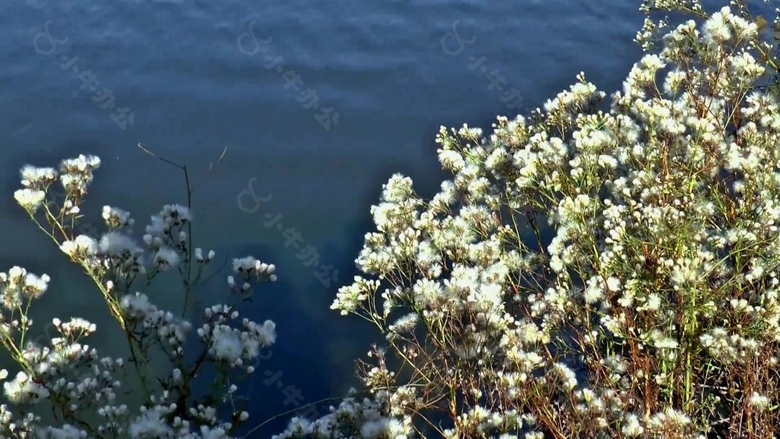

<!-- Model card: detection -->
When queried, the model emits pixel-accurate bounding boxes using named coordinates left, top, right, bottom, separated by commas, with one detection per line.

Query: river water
left=0, top=0, right=662, bottom=436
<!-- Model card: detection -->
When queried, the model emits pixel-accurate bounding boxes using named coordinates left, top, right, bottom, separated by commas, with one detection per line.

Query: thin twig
left=137, top=143, right=228, bottom=193
left=137, top=143, right=228, bottom=317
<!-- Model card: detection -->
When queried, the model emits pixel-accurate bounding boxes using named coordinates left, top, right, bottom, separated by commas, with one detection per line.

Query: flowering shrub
left=274, top=1, right=780, bottom=438
left=5, top=155, right=278, bottom=437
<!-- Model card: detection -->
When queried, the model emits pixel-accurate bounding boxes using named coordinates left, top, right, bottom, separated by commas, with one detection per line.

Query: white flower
left=59, top=235, right=98, bottom=258
left=102, top=205, right=134, bottom=228
left=128, top=407, right=173, bottom=438
left=748, top=392, right=770, bottom=410
left=3, top=371, right=49, bottom=404
left=232, top=256, right=275, bottom=278
left=120, top=293, right=158, bottom=319
left=160, top=204, right=192, bottom=223
left=60, top=154, right=101, bottom=172
left=98, top=231, right=142, bottom=256
left=146, top=215, right=169, bottom=235
left=360, top=418, right=391, bottom=439
left=621, top=413, right=644, bottom=436
left=19, top=165, right=58, bottom=188
left=14, top=189, right=46, bottom=212
left=606, top=276, right=621, bottom=292
left=210, top=325, right=243, bottom=363
left=153, top=247, right=180, bottom=270
left=232, top=256, right=258, bottom=273
left=39, top=424, right=88, bottom=439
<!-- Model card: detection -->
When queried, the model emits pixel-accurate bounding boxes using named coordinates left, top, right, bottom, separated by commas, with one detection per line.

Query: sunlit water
left=0, top=0, right=669, bottom=435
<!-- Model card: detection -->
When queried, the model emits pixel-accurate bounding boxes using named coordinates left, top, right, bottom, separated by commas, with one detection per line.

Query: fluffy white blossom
left=13, top=188, right=46, bottom=212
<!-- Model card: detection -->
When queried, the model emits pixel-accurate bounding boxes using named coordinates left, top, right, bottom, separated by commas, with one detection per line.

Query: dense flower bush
left=4, top=155, right=278, bottom=437
left=273, top=1, right=780, bottom=438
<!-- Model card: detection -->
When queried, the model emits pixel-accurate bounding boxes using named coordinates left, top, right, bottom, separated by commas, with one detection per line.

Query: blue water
left=0, top=0, right=650, bottom=436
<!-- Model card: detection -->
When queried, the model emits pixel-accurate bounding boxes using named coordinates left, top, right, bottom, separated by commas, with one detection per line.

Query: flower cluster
left=273, top=388, right=411, bottom=439
left=297, top=2, right=780, bottom=438
left=199, top=304, right=276, bottom=367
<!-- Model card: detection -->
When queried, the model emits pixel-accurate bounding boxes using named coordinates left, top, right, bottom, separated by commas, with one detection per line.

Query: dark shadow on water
left=193, top=242, right=338, bottom=437
left=240, top=214, right=386, bottom=436
left=227, top=156, right=448, bottom=436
